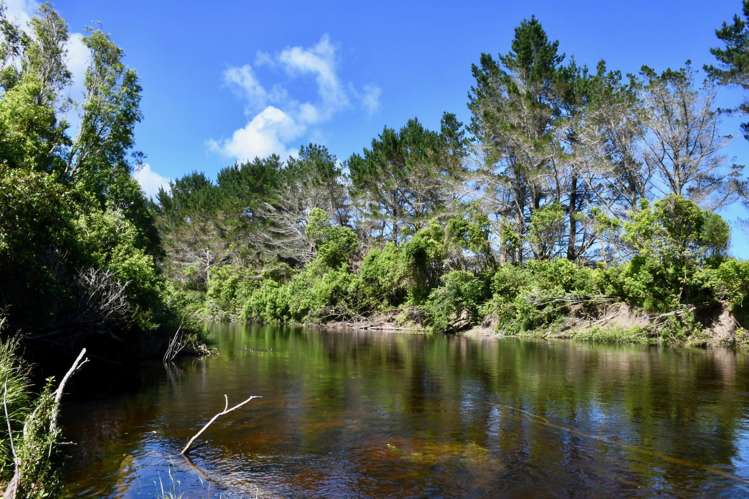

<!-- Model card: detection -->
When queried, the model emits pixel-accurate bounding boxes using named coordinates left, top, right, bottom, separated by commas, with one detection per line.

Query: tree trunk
left=567, top=172, right=578, bottom=261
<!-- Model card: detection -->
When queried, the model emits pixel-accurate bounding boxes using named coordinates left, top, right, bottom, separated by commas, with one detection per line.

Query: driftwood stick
left=180, top=394, right=261, bottom=455
left=2, top=380, right=20, bottom=499
left=50, top=348, right=88, bottom=436
left=3, top=348, right=88, bottom=499
left=3, top=381, right=17, bottom=463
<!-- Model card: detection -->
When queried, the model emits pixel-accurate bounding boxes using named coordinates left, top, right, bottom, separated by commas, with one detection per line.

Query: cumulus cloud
left=133, top=164, right=170, bottom=199
left=278, top=34, right=348, bottom=117
left=210, top=34, right=381, bottom=162
left=208, top=106, right=302, bottom=161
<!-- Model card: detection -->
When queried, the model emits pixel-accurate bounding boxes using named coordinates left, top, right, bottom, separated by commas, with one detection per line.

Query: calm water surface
left=62, top=324, right=749, bottom=497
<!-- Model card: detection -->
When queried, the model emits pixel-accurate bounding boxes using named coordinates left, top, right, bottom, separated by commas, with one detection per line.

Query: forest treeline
left=1, top=1, right=749, bottom=495
left=156, top=11, right=749, bottom=344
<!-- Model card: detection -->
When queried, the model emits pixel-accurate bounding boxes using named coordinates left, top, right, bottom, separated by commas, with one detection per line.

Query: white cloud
left=278, top=34, right=348, bottom=117
left=360, top=84, right=382, bottom=114
left=133, top=163, right=170, bottom=199
left=65, top=33, right=90, bottom=95
left=208, top=106, right=302, bottom=160
left=4, top=0, right=38, bottom=27
left=223, top=64, right=268, bottom=110
left=210, top=34, right=380, bottom=163
left=62, top=33, right=91, bottom=132
left=4, top=0, right=91, bottom=131
left=254, top=50, right=274, bottom=67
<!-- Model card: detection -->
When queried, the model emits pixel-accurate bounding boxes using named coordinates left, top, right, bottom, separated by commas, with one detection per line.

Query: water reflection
left=62, top=325, right=749, bottom=497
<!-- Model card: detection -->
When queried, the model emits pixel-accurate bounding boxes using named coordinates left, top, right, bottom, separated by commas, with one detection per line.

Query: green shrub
left=306, top=208, right=358, bottom=268
left=425, top=271, right=489, bottom=334
left=349, top=242, right=408, bottom=312
left=0, top=336, right=30, bottom=481
left=242, top=279, right=289, bottom=323
left=205, top=264, right=259, bottom=319
left=401, top=222, right=447, bottom=302
left=618, top=196, right=730, bottom=311
left=485, top=259, right=603, bottom=335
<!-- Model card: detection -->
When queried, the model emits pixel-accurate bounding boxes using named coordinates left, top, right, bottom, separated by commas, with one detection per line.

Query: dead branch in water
left=163, top=322, right=186, bottom=364
left=181, top=394, right=261, bottom=456
left=3, top=348, right=88, bottom=499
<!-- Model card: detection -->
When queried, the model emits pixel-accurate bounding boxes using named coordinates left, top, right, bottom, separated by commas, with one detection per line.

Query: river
left=61, top=324, right=749, bottom=497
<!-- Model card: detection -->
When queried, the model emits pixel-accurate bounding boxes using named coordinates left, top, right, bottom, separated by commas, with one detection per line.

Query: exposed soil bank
left=314, top=302, right=744, bottom=349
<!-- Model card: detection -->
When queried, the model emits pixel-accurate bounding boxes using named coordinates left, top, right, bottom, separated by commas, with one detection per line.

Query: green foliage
left=349, top=242, right=407, bottom=312
left=0, top=337, right=30, bottom=481
left=204, top=265, right=258, bottom=320
left=0, top=167, right=80, bottom=329
left=74, top=208, right=163, bottom=329
left=0, top=335, right=78, bottom=498
left=694, top=259, right=749, bottom=310
left=485, top=259, right=602, bottom=334
left=306, top=208, right=358, bottom=269
left=13, top=380, right=61, bottom=498
left=0, top=4, right=200, bottom=360
left=619, top=196, right=730, bottom=311
left=425, top=271, right=489, bottom=334
left=444, top=208, right=495, bottom=271
left=529, top=203, right=566, bottom=259
left=401, top=223, right=447, bottom=302
left=242, top=279, right=288, bottom=323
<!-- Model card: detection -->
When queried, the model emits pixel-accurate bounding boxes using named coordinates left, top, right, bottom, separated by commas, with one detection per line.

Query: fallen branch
left=4, top=348, right=88, bottom=499
left=163, top=322, right=185, bottom=364
left=181, top=394, right=261, bottom=456
left=50, top=348, right=88, bottom=436
left=2, top=381, right=19, bottom=499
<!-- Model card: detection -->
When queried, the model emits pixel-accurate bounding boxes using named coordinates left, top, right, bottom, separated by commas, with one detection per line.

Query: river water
left=61, top=324, right=749, bottom=497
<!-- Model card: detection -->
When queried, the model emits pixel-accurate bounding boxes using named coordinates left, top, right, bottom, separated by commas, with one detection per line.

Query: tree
left=640, top=64, right=744, bottom=209
left=285, top=144, right=349, bottom=225
left=348, top=114, right=466, bottom=243
left=705, top=0, right=749, bottom=140
left=468, top=16, right=564, bottom=262
left=621, top=196, right=730, bottom=310
left=0, top=4, right=69, bottom=174
left=558, top=61, right=649, bottom=261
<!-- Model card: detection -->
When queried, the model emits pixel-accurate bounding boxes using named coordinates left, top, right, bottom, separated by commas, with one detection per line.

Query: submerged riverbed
left=62, top=324, right=749, bottom=497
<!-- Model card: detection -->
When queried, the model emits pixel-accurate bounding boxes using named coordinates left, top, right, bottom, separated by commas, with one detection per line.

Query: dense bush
left=349, top=242, right=408, bottom=312
left=205, top=264, right=259, bottom=319
left=424, top=271, right=490, bottom=334
left=484, top=259, right=604, bottom=334
left=617, top=196, right=730, bottom=311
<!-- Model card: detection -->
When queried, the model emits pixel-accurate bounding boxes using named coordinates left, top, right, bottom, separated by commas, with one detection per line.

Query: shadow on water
left=60, top=323, right=749, bottom=497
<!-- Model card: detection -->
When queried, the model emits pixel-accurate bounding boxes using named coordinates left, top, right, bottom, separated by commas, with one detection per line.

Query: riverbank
left=302, top=300, right=747, bottom=349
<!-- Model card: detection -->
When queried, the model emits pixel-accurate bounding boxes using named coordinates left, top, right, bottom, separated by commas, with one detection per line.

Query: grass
left=570, top=326, right=650, bottom=345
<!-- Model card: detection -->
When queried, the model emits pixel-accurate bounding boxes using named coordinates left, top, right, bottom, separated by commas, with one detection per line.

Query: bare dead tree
left=641, top=65, right=743, bottom=209
left=74, top=267, right=131, bottom=327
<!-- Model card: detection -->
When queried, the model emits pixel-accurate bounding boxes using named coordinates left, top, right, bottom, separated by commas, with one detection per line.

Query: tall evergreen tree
left=705, top=0, right=749, bottom=140
left=348, top=114, right=466, bottom=243
left=468, top=16, right=564, bottom=262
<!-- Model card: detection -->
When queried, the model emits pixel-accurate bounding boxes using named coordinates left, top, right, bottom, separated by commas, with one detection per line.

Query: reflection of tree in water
left=62, top=325, right=749, bottom=496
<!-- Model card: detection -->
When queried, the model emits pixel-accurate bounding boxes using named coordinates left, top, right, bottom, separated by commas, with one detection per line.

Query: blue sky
left=10, top=0, right=749, bottom=254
